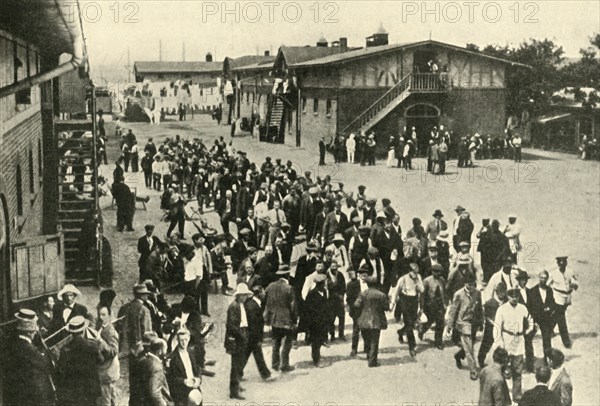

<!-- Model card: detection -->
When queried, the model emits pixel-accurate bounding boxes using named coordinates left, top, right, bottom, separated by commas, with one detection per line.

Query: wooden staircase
left=55, top=120, right=98, bottom=284
left=340, top=73, right=447, bottom=136
left=265, top=95, right=286, bottom=143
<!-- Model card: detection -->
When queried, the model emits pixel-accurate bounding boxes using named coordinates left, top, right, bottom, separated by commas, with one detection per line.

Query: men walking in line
left=528, top=270, right=556, bottom=362
left=347, top=266, right=369, bottom=356
left=304, top=274, right=330, bottom=367
left=548, top=256, right=578, bottom=349
left=478, top=283, right=508, bottom=368
left=264, top=265, right=297, bottom=372
left=243, top=285, right=273, bottom=381
left=354, top=275, right=390, bottom=367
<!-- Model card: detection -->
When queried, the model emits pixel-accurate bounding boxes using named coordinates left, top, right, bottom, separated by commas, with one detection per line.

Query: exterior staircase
left=340, top=73, right=447, bottom=136
left=265, top=95, right=286, bottom=143
left=55, top=120, right=98, bottom=284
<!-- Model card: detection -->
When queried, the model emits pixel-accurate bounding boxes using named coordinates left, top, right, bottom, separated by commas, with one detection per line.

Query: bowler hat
left=516, top=270, right=529, bottom=281
left=133, top=283, right=151, bottom=295
left=144, top=224, right=155, bottom=231
left=432, top=209, right=444, bottom=218
left=276, top=265, right=291, bottom=275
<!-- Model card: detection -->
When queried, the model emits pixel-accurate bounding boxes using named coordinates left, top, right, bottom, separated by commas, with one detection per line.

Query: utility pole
left=127, top=46, right=131, bottom=82
left=182, top=41, right=186, bottom=62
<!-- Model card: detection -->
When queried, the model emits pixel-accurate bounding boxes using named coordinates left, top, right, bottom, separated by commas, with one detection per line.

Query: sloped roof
left=228, top=55, right=275, bottom=69
left=279, top=46, right=351, bottom=66
left=234, top=60, right=275, bottom=72
left=291, top=40, right=531, bottom=69
left=134, top=61, right=222, bottom=74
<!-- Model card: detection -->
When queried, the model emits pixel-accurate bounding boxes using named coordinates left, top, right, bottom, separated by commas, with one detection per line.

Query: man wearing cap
left=300, top=186, right=319, bottom=242
left=548, top=256, right=578, bottom=349
left=282, top=186, right=302, bottom=242
left=420, top=241, right=441, bottom=279
left=97, top=305, right=120, bottom=406
left=419, top=263, right=447, bottom=350
left=264, top=265, right=297, bottom=372
left=51, top=284, right=88, bottom=339
left=322, top=200, right=349, bottom=246
left=548, top=349, right=573, bottom=406
left=2, top=309, right=56, bottom=406
left=528, top=270, right=557, bottom=362
left=359, top=247, right=385, bottom=287
left=122, top=284, right=153, bottom=405
left=139, top=336, right=172, bottom=406
left=445, top=274, right=483, bottom=380
left=478, top=283, right=508, bottom=368
left=446, top=258, right=476, bottom=300
left=304, top=273, right=331, bottom=367
left=263, top=199, right=287, bottom=246
left=494, top=287, right=534, bottom=402
left=166, top=185, right=187, bottom=238
left=391, top=263, right=424, bottom=357
left=346, top=266, right=369, bottom=356
left=167, top=328, right=202, bottom=405
left=224, top=284, right=253, bottom=399
left=112, top=175, right=135, bottom=232
left=344, top=215, right=361, bottom=243
left=355, top=275, right=390, bottom=367
left=326, top=260, right=347, bottom=341
left=56, top=316, right=103, bottom=405
left=425, top=210, right=448, bottom=241
left=138, top=225, right=162, bottom=282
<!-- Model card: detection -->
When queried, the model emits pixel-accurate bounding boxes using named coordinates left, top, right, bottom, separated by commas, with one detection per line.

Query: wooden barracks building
left=234, top=25, right=529, bottom=154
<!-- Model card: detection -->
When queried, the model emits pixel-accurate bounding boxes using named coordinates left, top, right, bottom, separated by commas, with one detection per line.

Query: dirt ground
left=79, top=114, right=599, bottom=406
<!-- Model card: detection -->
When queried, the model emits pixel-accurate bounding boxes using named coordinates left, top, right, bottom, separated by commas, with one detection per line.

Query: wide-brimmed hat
left=15, top=309, right=38, bottom=332
left=142, top=331, right=159, bottom=346
left=457, top=257, right=472, bottom=265
left=58, top=284, right=81, bottom=298
left=459, top=241, right=471, bottom=248
left=133, top=283, right=151, bottom=295
left=333, top=233, right=345, bottom=243
left=306, top=241, right=320, bottom=252
left=516, top=270, right=529, bottom=281
left=66, top=316, right=87, bottom=333
left=427, top=241, right=438, bottom=250
left=234, top=283, right=253, bottom=296
left=555, top=255, right=568, bottom=261
left=431, top=263, right=444, bottom=272
left=436, top=231, right=449, bottom=241
left=432, top=209, right=444, bottom=218
left=144, top=224, right=155, bottom=231
left=376, top=211, right=387, bottom=220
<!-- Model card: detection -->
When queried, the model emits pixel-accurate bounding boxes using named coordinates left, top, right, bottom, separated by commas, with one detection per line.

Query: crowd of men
left=2, top=130, right=579, bottom=405
left=331, top=125, right=525, bottom=170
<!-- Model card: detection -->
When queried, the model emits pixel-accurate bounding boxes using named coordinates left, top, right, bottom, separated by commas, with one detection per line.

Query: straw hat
left=58, top=284, right=81, bottom=298
left=15, top=309, right=38, bottom=332
left=234, top=283, right=253, bottom=296
left=66, top=316, right=87, bottom=334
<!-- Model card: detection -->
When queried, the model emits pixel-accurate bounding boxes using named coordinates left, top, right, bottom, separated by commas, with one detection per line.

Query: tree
left=560, top=33, right=600, bottom=88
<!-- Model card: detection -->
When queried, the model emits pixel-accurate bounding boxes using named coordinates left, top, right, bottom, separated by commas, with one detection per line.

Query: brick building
left=0, top=0, right=88, bottom=326
left=262, top=27, right=529, bottom=154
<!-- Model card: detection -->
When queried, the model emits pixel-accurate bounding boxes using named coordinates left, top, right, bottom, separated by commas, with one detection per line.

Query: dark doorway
left=413, top=48, right=438, bottom=73
left=406, top=104, right=440, bottom=156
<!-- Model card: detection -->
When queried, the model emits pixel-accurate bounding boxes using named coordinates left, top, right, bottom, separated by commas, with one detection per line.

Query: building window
left=302, top=97, right=307, bottom=113
left=16, top=164, right=23, bottom=216
left=313, top=98, right=319, bottom=114
left=28, top=149, right=34, bottom=194
left=326, top=99, right=332, bottom=116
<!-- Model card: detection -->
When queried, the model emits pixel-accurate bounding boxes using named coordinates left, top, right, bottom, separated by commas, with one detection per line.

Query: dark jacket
left=346, top=279, right=363, bottom=319
left=245, top=297, right=266, bottom=344
left=478, top=363, right=511, bottom=406
left=2, top=336, right=55, bottom=406
left=355, top=287, right=389, bottom=330
left=527, top=284, right=556, bottom=326
left=57, top=335, right=103, bottom=405
left=322, top=211, right=349, bottom=245
left=138, top=235, right=162, bottom=268
left=304, top=289, right=330, bottom=332
left=167, top=349, right=200, bottom=404
left=139, top=353, right=172, bottom=406
left=518, top=385, right=560, bottom=406
left=264, top=278, right=298, bottom=330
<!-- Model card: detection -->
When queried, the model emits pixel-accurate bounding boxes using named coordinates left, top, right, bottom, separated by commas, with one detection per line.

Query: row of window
left=302, top=97, right=332, bottom=116
left=15, top=141, right=42, bottom=217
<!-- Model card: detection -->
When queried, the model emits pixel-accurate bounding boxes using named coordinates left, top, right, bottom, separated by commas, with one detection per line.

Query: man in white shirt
left=484, top=257, right=520, bottom=302
left=548, top=256, right=578, bottom=349
left=504, top=215, right=522, bottom=263
left=493, top=287, right=534, bottom=403
left=225, top=283, right=253, bottom=400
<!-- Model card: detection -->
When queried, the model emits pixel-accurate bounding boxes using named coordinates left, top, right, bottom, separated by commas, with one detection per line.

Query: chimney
left=339, top=37, right=348, bottom=52
left=264, top=50, right=270, bottom=56
left=182, top=42, right=186, bottom=62
left=206, top=52, right=213, bottom=62
left=159, top=40, right=163, bottom=61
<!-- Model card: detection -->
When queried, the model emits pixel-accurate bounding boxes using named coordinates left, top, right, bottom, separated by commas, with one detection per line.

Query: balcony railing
left=409, top=73, right=449, bottom=92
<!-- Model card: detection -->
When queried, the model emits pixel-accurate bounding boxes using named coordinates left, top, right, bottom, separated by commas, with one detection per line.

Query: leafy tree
left=560, top=33, right=600, bottom=88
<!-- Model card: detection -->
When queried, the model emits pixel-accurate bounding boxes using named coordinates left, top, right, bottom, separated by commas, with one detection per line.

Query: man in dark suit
left=549, top=349, right=573, bottom=406
left=235, top=180, right=252, bottom=223
left=519, top=366, right=560, bottom=406
left=225, top=284, right=253, bottom=400
left=528, top=270, right=556, bottom=362
left=243, top=285, right=272, bottom=380
left=346, top=267, right=368, bottom=356
left=322, top=200, right=349, bottom=246
left=239, top=208, right=259, bottom=248
left=56, top=316, right=103, bottom=405
left=264, top=266, right=298, bottom=372
left=256, top=244, right=279, bottom=288
left=217, top=190, right=236, bottom=234
left=300, top=187, right=319, bottom=242
left=478, top=347, right=511, bottom=406
left=112, top=176, right=135, bottom=232
left=2, top=310, right=56, bottom=406
left=305, top=274, right=330, bottom=367
left=138, top=224, right=162, bottom=282
left=50, top=284, right=89, bottom=344
left=167, top=329, right=202, bottom=406
left=425, top=209, right=448, bottom=241
left=139, top=337, right=173, bottom=406
left=354, top=275, right=390, bottom=367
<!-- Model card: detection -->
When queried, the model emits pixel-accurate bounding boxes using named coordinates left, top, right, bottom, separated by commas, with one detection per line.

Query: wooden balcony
left=409, top=73, right=449, bottom=93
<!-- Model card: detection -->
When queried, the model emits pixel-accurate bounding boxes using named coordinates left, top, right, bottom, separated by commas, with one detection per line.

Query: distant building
left=255, top=27, right=529, bottom=154
left=532, top=87, right=600, bottom=152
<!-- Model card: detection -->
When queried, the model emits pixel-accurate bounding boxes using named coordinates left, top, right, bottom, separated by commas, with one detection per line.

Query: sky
left=81, top=0, right=599, bottom=74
